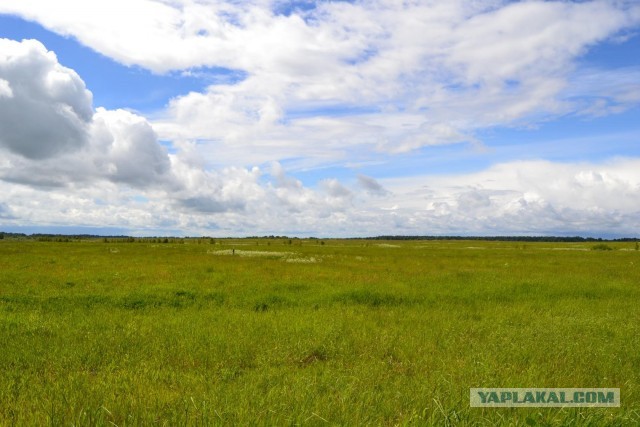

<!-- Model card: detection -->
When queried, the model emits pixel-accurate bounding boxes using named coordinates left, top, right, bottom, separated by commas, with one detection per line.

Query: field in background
left=0, top=238, right=639, bottom=425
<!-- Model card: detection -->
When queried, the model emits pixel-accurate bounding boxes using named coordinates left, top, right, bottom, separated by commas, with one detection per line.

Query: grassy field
left=0, top=238, right=639, bottom=425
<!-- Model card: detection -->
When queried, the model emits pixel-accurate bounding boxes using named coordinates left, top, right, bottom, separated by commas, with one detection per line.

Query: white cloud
left=357, top=174, right=388, bottom=196
left=568, top=66, right=640, bottom=117
left=91, top=108, right=172, bottom=187
left=146, top=0, right=640, bottom=162
left=320, top=178, right=352, bottom=201
left=0, top=78, right=13, bottom=98
left=445, top=1, right=632, bottom=84
left=3, top=1, right=640, bottom=161
left=0, top=39, right=174, bottom=190
left=3, top=150, right=640, bottom=237
left=376, top=158, right=640, bottom=236
left=0, top=38, right=93, bottom=159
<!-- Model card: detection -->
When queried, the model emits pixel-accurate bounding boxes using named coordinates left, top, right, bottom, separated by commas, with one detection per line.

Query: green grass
left=0, top=239, right=639, bottom=425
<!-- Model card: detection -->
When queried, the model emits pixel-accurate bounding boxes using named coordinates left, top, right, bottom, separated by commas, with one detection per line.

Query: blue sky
left=0, top=14, right=243, bottom=113
left=1, top=0, right=640, bottom=237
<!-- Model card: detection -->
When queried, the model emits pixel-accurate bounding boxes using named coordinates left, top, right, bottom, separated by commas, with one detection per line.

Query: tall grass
left=0, top=239, right=638, bottom=425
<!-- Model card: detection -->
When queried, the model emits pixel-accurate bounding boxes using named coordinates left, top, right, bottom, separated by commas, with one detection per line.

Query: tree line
left=0, top=231, right=638, bottom=243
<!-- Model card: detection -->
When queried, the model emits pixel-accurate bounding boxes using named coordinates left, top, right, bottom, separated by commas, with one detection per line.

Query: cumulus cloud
left=0, top=39, right=173, bottom=190
left=0, top=108, right=174, bottom=190
left=357, top=174, right=388, bottom=196
left=0, top=78, right=13, bottom=97
left=91, top=108, right=172, bottom=187
left=376, top=159, right=640, bottom=236
left=0, top=38, right=93, bottom=159
left=168, top=159, right=262, bottom=214
left=2, top=153, right=640, bottom=236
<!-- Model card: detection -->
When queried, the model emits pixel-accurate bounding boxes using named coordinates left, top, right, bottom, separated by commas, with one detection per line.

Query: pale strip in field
left=208, top=249, right=321, bottom=263
left=207, top=250, right=293, bottom=257
left=546, top=248, right=589, bottom=251
left=285, top=257, right=319, bottom=264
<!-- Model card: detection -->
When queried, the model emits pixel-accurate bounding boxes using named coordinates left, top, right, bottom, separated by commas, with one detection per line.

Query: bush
left=591, top=243, right=613, bottom=251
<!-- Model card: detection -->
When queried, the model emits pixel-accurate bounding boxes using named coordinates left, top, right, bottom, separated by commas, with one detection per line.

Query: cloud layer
left=148, top=0, right=640, bottom=162
left=1, top=1, right=640, bottom=236
left=3, top=1, right=640, bottom=160
left=377, top=159, right=640, bottom=236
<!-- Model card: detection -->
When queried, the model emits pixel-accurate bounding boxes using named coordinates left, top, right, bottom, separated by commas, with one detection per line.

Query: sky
left=1, top=0, right=640, bottom=238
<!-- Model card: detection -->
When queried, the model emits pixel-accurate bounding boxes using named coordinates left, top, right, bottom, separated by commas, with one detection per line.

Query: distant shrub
left=254, top=302, right=269, bottom=312
left=122, top=297, right=149, bottom=310
left=203, top=292, right=225, bottom=306
left=592, top=243, right=613, bottom=251
left=170, top=290, right=197, bottom=308
left=174, top=290, right=196, bottom=300
left=334, top=290, right=414, bottom=307
left=253, top=295, right=292, bottom=312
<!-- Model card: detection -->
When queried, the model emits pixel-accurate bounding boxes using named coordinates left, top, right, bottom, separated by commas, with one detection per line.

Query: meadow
left=0, top=238, right=638, bottom=426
